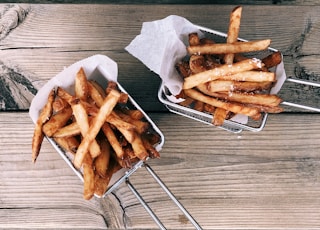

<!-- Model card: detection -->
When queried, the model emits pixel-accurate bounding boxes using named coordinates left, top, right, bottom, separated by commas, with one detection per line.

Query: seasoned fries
left=31, top=67, right=161, bottom=199
left=32, top=89, right=55, bottom=163
left=176, top=6, right=283, bottom=126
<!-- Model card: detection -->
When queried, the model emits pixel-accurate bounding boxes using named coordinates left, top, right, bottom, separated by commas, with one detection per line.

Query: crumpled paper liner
left=125, top=15, right=202, bottom=96
left=29, top=54, right=118, bottom=123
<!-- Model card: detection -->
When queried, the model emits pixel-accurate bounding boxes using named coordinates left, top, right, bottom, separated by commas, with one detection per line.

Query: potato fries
left=32, top=89, right=55, bottom=163
left=31, top=67, right=161, bottom=200
left=176, top=6, right=283, bottom=126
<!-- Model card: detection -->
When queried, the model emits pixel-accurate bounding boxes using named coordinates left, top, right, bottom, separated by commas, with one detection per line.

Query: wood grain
left=0, top=4, right=319, bottom=112
left=1, top=112, right=319, bottom=229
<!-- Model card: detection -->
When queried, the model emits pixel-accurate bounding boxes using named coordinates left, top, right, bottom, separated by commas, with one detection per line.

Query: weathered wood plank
left=0, top=4, right=320, bottom=112
left=1, top=112, right=319, bottom=229
left=0, top=1, right=320, bottom=5
left=0, top=4, right=320, bottom=111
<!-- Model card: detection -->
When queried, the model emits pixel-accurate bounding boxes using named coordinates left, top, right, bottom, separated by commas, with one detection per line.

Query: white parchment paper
left=29, top=54, right=118, bottom=124
left=125, top=15, right=202, bottom=96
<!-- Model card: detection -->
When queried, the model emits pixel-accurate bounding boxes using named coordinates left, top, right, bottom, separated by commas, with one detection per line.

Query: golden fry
left=188, top=32, right=200, bottom=46
left=53, top=136, right=79, bottom=154
left=32, top=89, right=55, bottom=163
left=52, top=121, right=80, bottom=138
left=224, top=6, right=242, bottom=64
left=56, top=87, right=74, bottom=104
left=73, top=89, right=120, bottom=169
left=131, top=132, right=149, bottom=161
left=262, top=51, right=282, bottom=69
left=42, top=106, right=73, bottom=137
left=115, top=110, right=149, bottom=134
left=87, top=80, right=105, bottom=107
left=94, top=138, right=111, bottom=178
left=52, top=97, right=69, bottom=113
left=184, top=88, right=260, bottom=118
left=211, top=91, right=282, bottom=107
left=71, top=99, right=101, bottom=158
left=206, top=80, right=273, bottom=92
left=75, top=67, right=89, bottom=101
left=213, top=107, right=229, bottom=126
left=219, top=70, right=275, bottom=82
left=183, top=58, right=264, bottom=89
left=187, top=39, right=271, bottom=55
left=101, top=122, right=125, bottom=160
left=83, top=161, right=95, bottom=200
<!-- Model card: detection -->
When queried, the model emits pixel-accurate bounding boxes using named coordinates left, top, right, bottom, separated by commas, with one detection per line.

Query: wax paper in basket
left=29, top=54, right=118, bottom=124
left=125, top=15, right=202, bottom=97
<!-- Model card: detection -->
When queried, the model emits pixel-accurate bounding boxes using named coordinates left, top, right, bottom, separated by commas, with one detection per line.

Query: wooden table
left=1, top=3, right=320, bottom=229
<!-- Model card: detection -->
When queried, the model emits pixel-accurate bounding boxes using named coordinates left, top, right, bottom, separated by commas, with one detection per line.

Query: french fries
left=176, top=6, right=283, bottom=126
left=31, top=67, right=161, bottom=200
left=32, top=89, right=55, bottom=163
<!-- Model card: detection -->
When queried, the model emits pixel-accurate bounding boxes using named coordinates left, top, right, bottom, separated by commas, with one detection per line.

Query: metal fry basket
left=158, top=25, right=320, bottom=133
left=29, top=55, right=203, bottom=230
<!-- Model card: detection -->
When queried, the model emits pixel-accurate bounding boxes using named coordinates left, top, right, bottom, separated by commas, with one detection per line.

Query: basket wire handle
left=126, top=163, right=202, bottom=230
left=282, top=78, right=320, bottom=112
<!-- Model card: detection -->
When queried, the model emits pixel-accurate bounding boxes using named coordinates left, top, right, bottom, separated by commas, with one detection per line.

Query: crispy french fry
left=87, top=80, right=105, bottom=107
left=210, top=91, right=282, bottom=107
left=101, top=122, right=125, bottom=160
left=52, top=97, right=69, bottom=113
left=83, top=160, right=95, bottom=200
left=94, top=159, right=121, bottom=197
left=71, top=98, right=101, bottom=158
left=94, top=137, right=111, bottom=178
left=115, top=110, right=149, bottom=134
left=224, top=6, right=242, bottom=64
left=42, top=106, right=73, bottom=137
left=32, top=89, right=55, bottom=163
left=106, top=112, right=137, bottom=133
left=131, top=132, right=149, bottom=161
left=184, top=88, right=260, bottom=117
left=188, top=32, right=200, bottom=46
left=56, top=87, right=74, bottom=104
left=219, top=70, right=275, bottom=82
left=213, top=108, right=229, bottom=126
left=89, top=80, right=106, bottom=98
left=74, top=89, right=120, bottom=169
left=206, top=80, right=273, bottom=92
left=53, top=136, right=79, bottom=154
left=217, top=6, right=242, bottom=124
left=183, top=58, right=264, bottom=89
left=119, top=108, right=144, bottom=120
left=194, top=100, right=204, bottom=112
left=176, top=61, right=192, bottom=78
left=262, top=51, right=282, bottom=69
left=142, top=136, right=160, bottom=159
left=75, top=67, right=89, bottom=101
left=189, top=54, right=207, bottom=74
left=187, top=39, right=271, bottom=55
left=52, top=121, right=80, bottom=138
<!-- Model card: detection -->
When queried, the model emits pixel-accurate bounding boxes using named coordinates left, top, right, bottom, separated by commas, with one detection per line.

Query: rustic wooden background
left=0, top=2, right=320, bottom=113
left=0, top=2, right=320, bottom=229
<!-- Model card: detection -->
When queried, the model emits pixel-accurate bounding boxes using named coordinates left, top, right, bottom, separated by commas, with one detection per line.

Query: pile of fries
left=176, top=6, right=283, bottom=126
left=32, top=67, right=161, bottom=200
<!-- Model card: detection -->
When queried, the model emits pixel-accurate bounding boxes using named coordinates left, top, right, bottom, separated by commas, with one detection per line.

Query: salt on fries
left=177, top=6, right=283, bottom=126
left=32, top=67, right=161, bottom=200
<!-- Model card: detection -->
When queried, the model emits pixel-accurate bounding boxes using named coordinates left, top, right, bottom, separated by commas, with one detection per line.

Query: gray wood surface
left=1, top=112, right=320, bottom=229
left=0, top=4, right=319, bottom=112
left=0, top=3, right=320, bottom=229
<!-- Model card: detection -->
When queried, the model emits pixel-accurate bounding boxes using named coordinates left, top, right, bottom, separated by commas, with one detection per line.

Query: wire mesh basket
left=29, top=55, right=202, bottom=230
left=158, top=25, right=320, bottom=133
